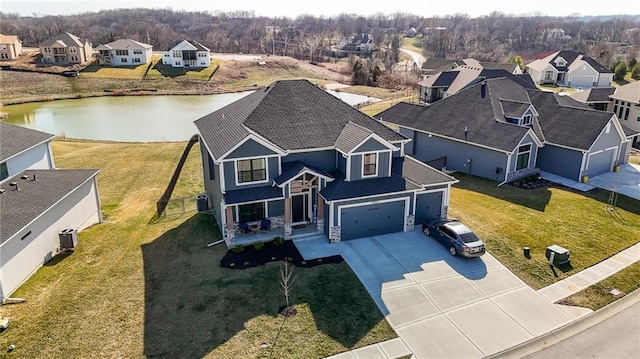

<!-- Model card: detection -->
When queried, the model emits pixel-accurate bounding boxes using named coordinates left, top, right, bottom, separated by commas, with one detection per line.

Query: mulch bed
left=508, top=178, right=552, bottom=189
left=220, top=240, right=343, bottom=269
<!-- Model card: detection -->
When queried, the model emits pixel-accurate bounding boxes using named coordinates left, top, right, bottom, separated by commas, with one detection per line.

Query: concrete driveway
left=296, top=231, right=583, bottom=358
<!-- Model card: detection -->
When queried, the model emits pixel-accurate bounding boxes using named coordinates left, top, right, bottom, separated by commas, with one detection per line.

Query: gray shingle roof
left=223, top=186, right=283, bottom=205
left=378, top=79, right=532, bottom=152
left=621, top=124, right=639, bottom=138
left=40, top=32, right=89, bottom=47
left=273, top=161, right=333, bottom=186
left=195, top=80, right=406, bottom=160
left=166, top=39, right=209, bottom=51
left=500, top=100, right=531, bottom=118
left=610, top=81, right=640, bottom=103
left=527, top=90, right=614, bottom=150
left=0, top=123, right=55, bottom=162
left=335, top=122, right=373, bottom=154
left=392, top=156, right=457, bottom=187
left=583, top=57, right=613, bottom=74
left=0, top=169, right=99, bottom=243
left=571, top=88, right=616, bottom=103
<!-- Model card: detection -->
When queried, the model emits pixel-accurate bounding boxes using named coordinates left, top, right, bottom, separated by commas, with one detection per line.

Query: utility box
left=546, top=245, right=570, bottom=266
left=59, top=228, right=78, bottom=249
left=196, top=194, right=209, bottom=212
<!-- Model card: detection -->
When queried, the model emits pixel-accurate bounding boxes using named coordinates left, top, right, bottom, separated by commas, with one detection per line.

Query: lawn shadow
left=587, top=189, right=640, bottom=216
left=43, top=251, right=73, bottom=267
left=142, top=213, right=385, bottom=357
left=453, top=173, right=552, bottom=212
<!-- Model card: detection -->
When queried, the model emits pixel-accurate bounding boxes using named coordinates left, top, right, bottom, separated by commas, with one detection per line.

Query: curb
left=487, top=287, right=640, bottom=358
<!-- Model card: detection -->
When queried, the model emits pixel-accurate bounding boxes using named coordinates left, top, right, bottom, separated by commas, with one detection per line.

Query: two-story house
left=162, top=40, right=210, bottom=68
left=0, top=123, right=102, bottom=298
left=39, top=32, right=93, bottom=65
left=95, top=38, right=153, bottom=66
left=194, top=80, right=457, bottom=246
left=378, top=77, right=632, bottom=185
left=0, top=34, right=23, bottom=61
left=526, top=50, right=613, bottom=88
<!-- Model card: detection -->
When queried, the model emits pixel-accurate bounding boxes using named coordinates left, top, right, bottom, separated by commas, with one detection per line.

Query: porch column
left=316, top=195, right=324, bottom=232
left=284, top=198, right=292, bottom=240
left=225, top=206, right=235, bottom=244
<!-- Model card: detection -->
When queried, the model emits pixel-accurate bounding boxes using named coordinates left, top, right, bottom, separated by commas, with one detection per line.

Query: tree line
left=1, top=9, right=638, bottom=66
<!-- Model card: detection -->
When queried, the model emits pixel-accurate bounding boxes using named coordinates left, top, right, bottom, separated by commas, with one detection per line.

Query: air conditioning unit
left=59, top=228, right=78, bottom=249
left=546, top=245, right=570, bottom=266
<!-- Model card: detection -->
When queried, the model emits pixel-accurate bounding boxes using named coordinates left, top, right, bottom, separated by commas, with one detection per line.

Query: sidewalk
left=538, top=242, right=640, bottom=303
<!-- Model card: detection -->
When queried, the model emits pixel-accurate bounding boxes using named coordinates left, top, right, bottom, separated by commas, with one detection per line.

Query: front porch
left=225, top=222, right=326, bottom=248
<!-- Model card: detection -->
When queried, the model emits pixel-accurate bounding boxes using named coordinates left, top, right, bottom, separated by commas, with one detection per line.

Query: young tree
left=279, top=260, right=295, bottom=315
left=631, top=64, right=640, bottom=80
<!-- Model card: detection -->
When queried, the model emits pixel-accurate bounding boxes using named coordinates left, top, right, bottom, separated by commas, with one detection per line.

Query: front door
left=292, top=194, right=307, bottom=223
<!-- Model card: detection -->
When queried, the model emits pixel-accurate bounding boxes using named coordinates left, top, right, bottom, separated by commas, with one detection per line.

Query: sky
left=0, top=0, right=629, bottom=18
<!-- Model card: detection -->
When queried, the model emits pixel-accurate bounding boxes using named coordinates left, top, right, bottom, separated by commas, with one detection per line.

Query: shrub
left=273, top=236, right=285, bottom=245
left=231, top=245, right=245, bottom=254
left=253, top=242, right=265, bottom=251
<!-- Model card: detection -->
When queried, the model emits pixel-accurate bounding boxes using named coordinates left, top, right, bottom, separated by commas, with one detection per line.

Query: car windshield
left=459, top=232, right=481, bottom=244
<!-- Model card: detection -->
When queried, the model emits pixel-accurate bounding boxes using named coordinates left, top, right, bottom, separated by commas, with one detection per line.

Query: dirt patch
left=220, top=240, right=343, bottom=269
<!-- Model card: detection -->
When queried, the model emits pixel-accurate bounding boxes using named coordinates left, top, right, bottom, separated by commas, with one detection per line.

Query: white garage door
left=570, top=75, right=595, bottom=88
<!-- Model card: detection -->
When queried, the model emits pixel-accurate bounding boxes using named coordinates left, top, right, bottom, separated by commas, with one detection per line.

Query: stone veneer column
left=329, top=226, right=341, bottom=243
left=404, top=214, right=415, bottom=232
left=226, top=228, right=235, bottom=244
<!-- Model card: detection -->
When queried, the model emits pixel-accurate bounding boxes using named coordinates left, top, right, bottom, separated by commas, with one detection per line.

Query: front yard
left=0, top=140, right=394, bottom=358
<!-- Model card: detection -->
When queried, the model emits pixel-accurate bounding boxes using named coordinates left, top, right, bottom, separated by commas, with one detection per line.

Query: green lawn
left=0, top=140, right=394, bottom=359
left=535, top=84, right=578, bottom=93
left=145, top=59, right=222, bottom=80
left=449, top=173, right=640, bottom=289
left=79, top=55, right=160, bottom=79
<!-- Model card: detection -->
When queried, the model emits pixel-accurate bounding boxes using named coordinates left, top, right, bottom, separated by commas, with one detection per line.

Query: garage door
left=587, top=149, right=615, bottom=176
left=415, top=191, right=443, bottom=226
left=340, top=200, right=405, bottom=240
left=570, top=75, right=595, bottom=88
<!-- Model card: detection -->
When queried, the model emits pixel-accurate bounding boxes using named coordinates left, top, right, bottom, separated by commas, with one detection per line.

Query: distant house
left=421, top=58, right=522, bottom=77
left=337, top=33, right=374, bottom=53
left=95, top=39, right=153, bottom=66
left=404, top=27, right=418, bottom=38
left=526, top=50, right=613, bottom=88
left=39, top=32, right=93, bottom=65
left=418, top=66, right=535, bottom=104
left=194, top=79, right=457, bottom=246
left=0, top=34, right=23, bottom=61
left=572, top=81, right=640, bottom=148
left=378, top=77, right=634, bottom=184
left=162, top=40, right=210, bottom=68
left=0, top=123, right=102, bottom=298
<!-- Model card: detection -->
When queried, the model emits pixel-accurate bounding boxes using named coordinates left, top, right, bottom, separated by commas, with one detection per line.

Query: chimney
left=464, top=126, right=468, bottom=141
left=480, top=82, right=486, bottom=98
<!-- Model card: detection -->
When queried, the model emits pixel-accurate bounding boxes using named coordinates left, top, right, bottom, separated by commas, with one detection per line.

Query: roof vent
left=0, top=189, right=4, bottom=194
left=9, top=181, right=19, bottom=190
left=464, top=126, right=468, bottom=141
left=21, top=174, right=29, bottom=180
left=32, top=174, right=38, bottom=181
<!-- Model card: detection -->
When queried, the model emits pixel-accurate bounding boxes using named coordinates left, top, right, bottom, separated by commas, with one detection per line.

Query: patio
left=227, top=223, right=326, bottom=247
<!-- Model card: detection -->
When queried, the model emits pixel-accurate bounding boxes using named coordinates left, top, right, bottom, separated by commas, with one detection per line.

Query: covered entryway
left=340, top=200, right=406, bottom=240
left=291, top=193, right=309, bottom=223
left=587, top=148, right=615, bottom=176
left=414, top=191, right=444, bottom=225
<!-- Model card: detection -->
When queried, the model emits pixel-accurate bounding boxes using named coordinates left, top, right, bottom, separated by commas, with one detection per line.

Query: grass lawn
left=336, top=85, right=402, bottom=99
left=535, top=84, right=578, bottom=93
left=145, top=59, right=222, bottom=80
left=79, top=55, right=160, bottom=79
left=0, top=140, right=394, bottom=359
left=359, top=94, right=419, bottom=116
left=400, top=37, right=424, bottom=55
left=449, top=173, right=640, bottom=289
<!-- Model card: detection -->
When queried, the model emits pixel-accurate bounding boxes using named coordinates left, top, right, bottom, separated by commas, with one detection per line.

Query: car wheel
left=449, top=246, right=457, bottom=256
left=423, top=227, right=430, bottom=236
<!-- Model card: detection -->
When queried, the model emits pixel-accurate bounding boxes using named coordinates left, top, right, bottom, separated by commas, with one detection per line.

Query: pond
left=2, top=90, right=381, bottom=142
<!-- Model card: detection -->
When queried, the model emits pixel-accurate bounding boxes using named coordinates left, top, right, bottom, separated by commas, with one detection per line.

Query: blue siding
left=415, top=191, right=445, bottom=225
left=591, top=121, right=623, bottom=152
left=412, top=131, right=509, bottom=182
left=268, top=200, right=285, bottom=217
left=349, top=151, right=391, bottom=180
left=338, top=154, right=347, bottom=174
left=537, top=145, right=583, bottom=180
left=353, top=138, right=389, bottom=152
left=350, top=154, right=362, bottom=180
left=226, top=138, right=277, bottom=159
left=223, top=157, right=279, bottom=191
left=379, top=151, right=391, bottom=177
left=200, top=144, right=223, bottom=230
left=399, top=128, right=415, bottom=155
left=282, top=150, right=336, bottom=171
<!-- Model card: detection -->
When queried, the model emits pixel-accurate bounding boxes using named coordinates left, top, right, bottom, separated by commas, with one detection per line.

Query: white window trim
left=361, top=152, right=379, bottom=178
left=234, top=157, right=269, bottom=187
left=521, top=114, right=532, bottom=126
left=516, top=143, right=532, bottom=170
left=235, top=200, right=269, bottom=224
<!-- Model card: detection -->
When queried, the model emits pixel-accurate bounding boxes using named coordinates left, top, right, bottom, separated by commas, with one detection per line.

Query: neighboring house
left=194, top=79, right=457, bottom=246
left=39, top=32, right=93, bottom=65
left=421, top=58, right=522, bottom=77
left=0, top=34, right=23, bottom=61
left=95, top=38, right=153, bottom=66
left=162, top=40, right=210, bottom=68
left=572, top=81, right=640, bottom=148
left=526, top=50, right=613, bottom=88
left=337, top=33, right=374, bottom=53
left=405, top=27, right=418, bottom=38
left=377, top=77, right=633, bottom=184
left=418, top=66, right=535, bottom=104
left=0, top=123, right=102, bottom=298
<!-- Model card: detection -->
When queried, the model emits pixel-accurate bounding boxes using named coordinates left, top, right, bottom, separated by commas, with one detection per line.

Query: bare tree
left=279, top=260, right=295, bottom=313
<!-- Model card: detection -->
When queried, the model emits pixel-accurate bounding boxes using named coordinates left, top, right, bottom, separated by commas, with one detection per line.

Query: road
left=399, top=48, right=426, bottom=69
left=524, top=300, right=640, bottom=359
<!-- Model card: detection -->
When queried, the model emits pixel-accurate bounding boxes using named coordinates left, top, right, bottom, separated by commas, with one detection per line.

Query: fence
left=157, top=195, right=199, bottom=217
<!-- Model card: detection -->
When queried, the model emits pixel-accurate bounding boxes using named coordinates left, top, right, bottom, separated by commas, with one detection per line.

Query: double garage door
left=570, top=75, right=595, bottom=88
left=340, top=200, right=406, bottom=241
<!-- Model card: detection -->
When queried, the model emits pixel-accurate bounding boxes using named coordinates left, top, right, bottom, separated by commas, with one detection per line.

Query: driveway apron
left=335, top=231, right=578, bottom=358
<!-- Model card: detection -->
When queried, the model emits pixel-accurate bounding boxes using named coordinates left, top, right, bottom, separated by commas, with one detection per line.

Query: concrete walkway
left=541, top=163, right=640, bottom=201
left=538, top=242, right=640, bottom=302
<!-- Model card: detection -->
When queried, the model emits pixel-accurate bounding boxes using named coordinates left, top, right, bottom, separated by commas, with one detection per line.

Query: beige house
left=610, top=81, right=640, bottom=147
left=95, top=38, right=153, bottom=66
left=0, top=34, right=23, bottom=61
left=39, top=32, right=93, bottom=65
left=526, top=50, right=613, bottom=88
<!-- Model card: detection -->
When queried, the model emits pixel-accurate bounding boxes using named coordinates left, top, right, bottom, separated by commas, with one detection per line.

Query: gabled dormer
left=335, top=122, right=398, bottom=181
left=554, top=56, right=567, bottom=68
left=500, top=100, right=539, bottom=127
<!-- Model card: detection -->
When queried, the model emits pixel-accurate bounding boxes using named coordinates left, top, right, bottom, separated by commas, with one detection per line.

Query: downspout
left=497, top=152, right=512, bottom=187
